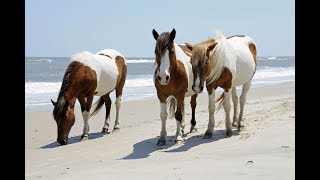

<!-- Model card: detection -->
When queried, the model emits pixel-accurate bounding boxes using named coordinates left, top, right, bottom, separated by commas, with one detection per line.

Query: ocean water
left=25, top=56, right=295, bottom=112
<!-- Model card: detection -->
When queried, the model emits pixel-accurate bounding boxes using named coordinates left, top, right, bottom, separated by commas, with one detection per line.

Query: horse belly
left=95, top=63, right=118, bottom=96
left=233, top=57, right=256, bottom=86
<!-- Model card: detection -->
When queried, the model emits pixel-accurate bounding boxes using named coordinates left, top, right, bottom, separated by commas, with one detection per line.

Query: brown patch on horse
left=227, top=35, right=245, bottom=39
left=98, top=53, right=112, bottom=59
left=115, top=56, right=127, bottom=97
left=206, top=67, right=233, bottom=94
left=155, top=58, right=188, bottom=103
left=190, top=94, right=198, bottom=126
left=63, top=62, right=97, bottom=103
left=248, top=43, right=257, bottom=66
left=178, top=44, right=192, bottom=57
left=206, top=67, right=233, bottom=112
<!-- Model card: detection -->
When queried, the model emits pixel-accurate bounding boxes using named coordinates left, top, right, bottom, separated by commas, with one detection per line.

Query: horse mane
left=155, top=32, right=171, bottom=57
left=52, top=61, right=78, bottom=121
left=206, top=30, right=228, bottom=85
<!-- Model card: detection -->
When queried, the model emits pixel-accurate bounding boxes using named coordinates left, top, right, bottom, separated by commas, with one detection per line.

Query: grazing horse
left=51, top=49, right=127, bottom=145
left=186, top=31, right=257, bottom=138
left=152, top=28, right=198, bottom=146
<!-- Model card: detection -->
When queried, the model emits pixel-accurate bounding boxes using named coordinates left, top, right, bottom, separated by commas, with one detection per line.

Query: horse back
left=70, top=51, right=119, bottom=96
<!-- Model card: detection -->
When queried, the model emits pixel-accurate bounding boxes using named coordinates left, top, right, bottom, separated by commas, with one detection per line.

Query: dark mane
left=155, top=32, right=172, bottom=57
left=52, top=61, right=78, bottom=121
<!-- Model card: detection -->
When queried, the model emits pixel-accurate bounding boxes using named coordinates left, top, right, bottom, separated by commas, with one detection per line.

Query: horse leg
left=238, top=80, right=252, bottom=130
left=174, top=95, right=185, bottom=145
left=181, top=103, right=185, bottom=135
left=223, top=90, right=233, bottom=137
left=101, top=94, right=112, bottom=133
left=78, top=95, right=93, bottom=141
left=190, top=94, right=198, bottom=133
left=204, top=89, right=215, bottom=139
left=78, top=96, right=89, bottom=140
left=112, top=95, right=121, bottom=132
left=114, top=80, right=125, bottom=132
left=231, top=87, right=239, bottom=127
left=157, top=102, right=167, bottom=146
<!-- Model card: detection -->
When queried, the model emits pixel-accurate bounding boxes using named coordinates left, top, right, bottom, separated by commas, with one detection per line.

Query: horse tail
left=90, top=97, right=105, bottom=117
left=167, top=96, right=177, bottom=119
left=215, top=93, right=224, bottom=113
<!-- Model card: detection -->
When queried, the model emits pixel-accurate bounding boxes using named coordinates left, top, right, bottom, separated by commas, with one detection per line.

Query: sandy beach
left=25, top=82, right=295, bottom=180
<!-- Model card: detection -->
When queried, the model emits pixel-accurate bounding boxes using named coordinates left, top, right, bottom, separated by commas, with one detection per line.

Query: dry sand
left=25, top=82, right=295, bottom=180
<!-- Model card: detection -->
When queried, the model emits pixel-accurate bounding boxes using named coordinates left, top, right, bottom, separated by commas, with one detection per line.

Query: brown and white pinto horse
left=51, top=49, right=127, bottom=145
left=186, top=31, right=257, bottom=138
left=152, top=29, right=198, bottom=146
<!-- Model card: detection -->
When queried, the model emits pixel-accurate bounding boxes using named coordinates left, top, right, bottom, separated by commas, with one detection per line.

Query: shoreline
left=25, top=80, right=294, bottom=113
left=26, top=81, right=295, bottom=179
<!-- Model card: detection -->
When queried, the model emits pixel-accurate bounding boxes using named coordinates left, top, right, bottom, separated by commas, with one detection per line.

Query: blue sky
left=25, top=0, right=295, bottom=57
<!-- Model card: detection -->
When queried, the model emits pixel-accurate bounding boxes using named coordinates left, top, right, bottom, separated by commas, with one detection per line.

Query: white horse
left=186, top=31, right=257, bottom=138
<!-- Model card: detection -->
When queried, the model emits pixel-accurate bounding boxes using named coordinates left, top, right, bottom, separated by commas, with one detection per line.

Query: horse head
left=51, top=98, right=75, bottom=145
left=186, top=40, right=218, bottom=93
left=152, top=28, right=177, bottom=85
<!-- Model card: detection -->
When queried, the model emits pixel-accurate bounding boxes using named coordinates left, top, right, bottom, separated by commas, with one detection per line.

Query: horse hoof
left=233, top=121, right=245, bottom=127
left=232, top=121, right=238, bottom=127
left=113, top=127, right=120, bottom=132
left=81, top=135, right=89, bottom=141
left=190, top=127, right=197, bottom=133
left=203, top=131, right=213, bottom=139
left=157, top=139, right=166, bottom=146
left=174, top=140, right=184, bottom=145
left=226, top=130, right=233, bottom=137
left=101, top=128, right=108, bottom=133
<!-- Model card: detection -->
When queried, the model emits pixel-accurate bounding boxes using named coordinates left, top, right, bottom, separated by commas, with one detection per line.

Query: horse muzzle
left=192, top=84, right=204, bottom=94
left=57, top=139, right=68, bottom=145
left=157, top=74, right=170, bottom=85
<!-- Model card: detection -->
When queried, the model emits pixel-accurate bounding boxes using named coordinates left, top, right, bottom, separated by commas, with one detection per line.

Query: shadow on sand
left=40, top=131, right=109, bottom=149
left=121, top=129, right=240, bottom=160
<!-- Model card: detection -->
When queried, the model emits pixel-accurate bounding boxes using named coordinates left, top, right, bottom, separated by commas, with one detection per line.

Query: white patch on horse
left=114, top=95, right=121, bottom=129
left=194, top=73, right=201, bottom=92
left=226, top=37, right=256, bottom=86
left=160, top=103, right=168, bottom=139
left=70, top=50, right=119, bottom=96
left=158, top=50, right=170, bottom=85
left=82, top=110, right=90, bottom=136
left=96, top=49, right=127, bottom=65
left=174, top=43, right=195, bottom=97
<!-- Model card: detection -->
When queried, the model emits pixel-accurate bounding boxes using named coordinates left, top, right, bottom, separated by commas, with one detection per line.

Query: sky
left=25, top=0, right=295, bottom=57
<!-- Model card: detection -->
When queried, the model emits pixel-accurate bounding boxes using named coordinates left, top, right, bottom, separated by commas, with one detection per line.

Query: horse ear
left=169, top=28, right=176, bottom=42
left=152, top=29, right=159, bottom=40
left=51, top=99, right=57, bottom=107
left=206, top=42, right=218, bottom=58
left=185, top=43, right=193, bottom=51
